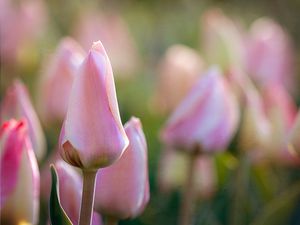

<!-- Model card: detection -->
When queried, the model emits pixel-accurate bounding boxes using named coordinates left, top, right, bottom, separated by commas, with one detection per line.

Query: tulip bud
left=161, top=66, right=239, bottom=153
left=94, top=117, right=149, bottom=219
left=55, top=160, right=102, bottom=225
left=1, top=80, right=46, bottom=161
left=246, top=18, right=295, bottom=91
left=0, top=119, right=40, bottom=224
left=38, top=37, right=85, bottom=123
left=59, top=41, right=129, bottom=170
left=201, top=9, right=245, bottom=71
left=158, top=148, right=216, bottom=199
left=152, top=44, right=205, bottom=114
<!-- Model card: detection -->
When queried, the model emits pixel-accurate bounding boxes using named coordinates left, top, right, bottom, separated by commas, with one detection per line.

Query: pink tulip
left=73, top=10, right=140, bottom=77
left=55, top=160, right=102, bottom=225
left=152, top=44, right=205, bottom=114
left=246, top=18, right=295, bottom=91
left=0, top=0, right=47, bottom=66
left=0, top=119, right=40, bottom=224
left=1, top=80, right=46, bottom=161
left=38, top=37, right=85, bottom=123
left=201, top=9, right=245, bottom=70
left=94, top=117, right=149, bottom=219
left=161, top=66, right=239, bottom=152
left=59, top=41, right=129, bottom=170
left=261, top=83, right=298, bottom=164
left=158, top=148, right=216, bottom=199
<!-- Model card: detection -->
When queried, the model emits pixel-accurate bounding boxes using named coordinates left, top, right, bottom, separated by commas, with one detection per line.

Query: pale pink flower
left=201, top=8, right=245, bottom=70
left=94, top=117, right=149, bottom=219
left=246, top=18, right=295, bottom=91
left=38, top=37, right=85, bottom=123
left=152, top=44, right=205, bottom=114
left=161, top=66, right=239, bottom=152
left=59, top=41, right=129, bottom=170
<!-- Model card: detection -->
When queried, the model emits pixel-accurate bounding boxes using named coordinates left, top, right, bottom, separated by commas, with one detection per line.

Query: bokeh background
left=1, top=0, right=300, bottom=225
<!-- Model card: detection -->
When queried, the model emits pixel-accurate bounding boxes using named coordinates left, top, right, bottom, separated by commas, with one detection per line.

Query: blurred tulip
left=246, top=18, right=295, bottom=91
left=261, top=83, right=298, bottom=164
left=201, top=9, right=245, bottom=71
left=0, top=119, right=40, bottom=224
left=55, top=160, right=102, bottom=225
left=238, top=85, right=271, bottom=155
left=0, top=0, right=47, bottom=66
left=161, top=66, right=239, bottom=153
left=94, top=117, right=149, bottom=220
left=73, top=10, right=140, bottom=77
left=38, top=37, right=85, bottom=123
left=1, top=80, right=46, bottom=161
left=287, top=111, right=300, bottom=155
left=59, top=41, right=129, bottom=170
left=158, top=148, right=216, bottom=199
left=152, top=44, right=205, bottom=114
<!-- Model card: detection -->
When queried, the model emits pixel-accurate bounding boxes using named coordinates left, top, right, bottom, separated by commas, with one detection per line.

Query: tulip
left=261, top=83, right=298, bottom=164
left=161, top=66, right=239, bottom=153
left=38, top=37, right=85, bottom=123
left=59, top=40, right=129, bottom=170
left=287, top=111, right=300, bottom=155
left=246, top=18, right=295, bottom=91
left=54, top=160, right=102, bottom=225
left=1, top=80, right=46, bottom=161
left=238, top=85, right=271, bottom=159
left=158, top=147, right=216, bottom=199
left=201, top=9, right=245, bottom=71
left=94, top=117, right=149, bottom=221
left=152, top=44, right=205, bottom=114
left=73, top=10, right=140, bottom=77
left=0, top=119, right=40, bottom=224
left=59, top=41, right=129, bottom=225
left=0, top=0, right=47, bottom=67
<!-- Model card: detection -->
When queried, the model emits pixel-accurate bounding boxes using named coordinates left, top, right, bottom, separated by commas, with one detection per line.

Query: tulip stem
left=179, top=151, right=199, bottom=225
left=79, top=169, right=97, bottom=225
left=105, top=216, right=119, bottom=225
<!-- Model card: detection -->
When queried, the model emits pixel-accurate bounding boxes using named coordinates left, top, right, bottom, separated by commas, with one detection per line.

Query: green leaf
left=49, top=164, right=73, bottom=225
left=251, top=180, right=300, bottom=225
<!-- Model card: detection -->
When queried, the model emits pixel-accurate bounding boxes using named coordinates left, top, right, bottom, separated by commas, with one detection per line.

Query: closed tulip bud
left=0, top=119, right=40, bottom=224
left=152, top=44, right=205, bottom=114
left=246, top=18, right=295, bottom=91
left=158, top=148, right=216, bottom=199
left=161, top=66, right=239, bottom=153
left=38, top=37, right=85, bottom=123
left=201, top=9, right=245, bottom=71
left=55, top=160, right=102, bottom=225
left=59, top=41, right=129, bottom=170
left=94, top=117, right=149, bottom=220
left=1, top=80, right=46, bottom=161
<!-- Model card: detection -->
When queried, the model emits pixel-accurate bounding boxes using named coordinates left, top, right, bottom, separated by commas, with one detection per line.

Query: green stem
left=105, top=216, right=119, bottom=225
left=179, top=151, right=198, bottom=225
left=79, top=170, right=97, bottom=225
